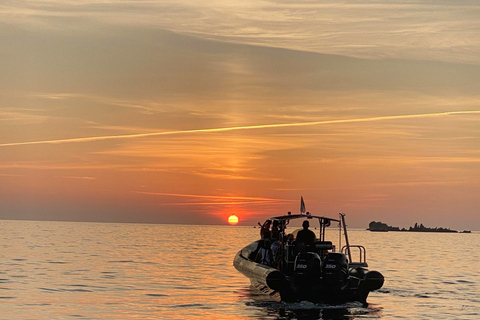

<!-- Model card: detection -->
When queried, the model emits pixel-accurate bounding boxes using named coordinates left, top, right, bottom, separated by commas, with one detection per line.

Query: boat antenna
left=340, top=213, right=353, bottom=263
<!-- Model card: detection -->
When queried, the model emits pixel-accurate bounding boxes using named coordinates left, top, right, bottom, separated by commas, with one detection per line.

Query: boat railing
left=341, top=245, right=368, bottom=267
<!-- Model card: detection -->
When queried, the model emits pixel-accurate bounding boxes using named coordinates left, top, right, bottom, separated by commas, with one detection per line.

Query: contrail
left=133, top=191, right=295, bottom=205
left=1, top=110, right=479, bottom=148
left=134, top=191, right=290, bottom=201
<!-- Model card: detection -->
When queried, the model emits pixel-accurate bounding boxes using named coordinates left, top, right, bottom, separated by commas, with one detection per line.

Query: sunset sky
left=1, top=1, right=479, bottom=230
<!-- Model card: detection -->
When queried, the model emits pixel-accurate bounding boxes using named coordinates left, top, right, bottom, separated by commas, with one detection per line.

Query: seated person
left=296, top=220, right=316, bottom=245
left=284, top=233, right=295, bottom=262
left=270, top=240, right=281, bottom=268
left=286, top=233, right=295, bottom=245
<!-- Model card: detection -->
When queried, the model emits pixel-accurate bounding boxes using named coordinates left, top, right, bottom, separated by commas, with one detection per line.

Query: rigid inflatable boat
left=233, top=212, right=384, bottom=304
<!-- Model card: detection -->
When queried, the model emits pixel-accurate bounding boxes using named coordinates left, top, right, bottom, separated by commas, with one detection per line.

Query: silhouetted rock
left=367, top=221, right=400, bottom=232
left=408, top=223, right=457, bottom=233
left=368, top=221, right=457, bottom=233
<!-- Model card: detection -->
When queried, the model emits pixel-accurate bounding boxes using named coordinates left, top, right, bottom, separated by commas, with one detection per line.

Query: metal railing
left=341, top=245, right=368, bottom=267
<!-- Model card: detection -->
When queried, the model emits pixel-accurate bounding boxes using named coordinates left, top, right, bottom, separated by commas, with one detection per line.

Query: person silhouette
left=255, top=239, right=273, bottom=266
left=296, top=220, right=315, bottom=245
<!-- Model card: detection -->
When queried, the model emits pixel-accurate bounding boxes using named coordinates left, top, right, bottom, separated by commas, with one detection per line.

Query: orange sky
left=1, top=1, right=480, bottom=230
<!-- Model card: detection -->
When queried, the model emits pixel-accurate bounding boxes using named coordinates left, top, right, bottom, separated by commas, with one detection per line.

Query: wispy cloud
left=0, top=173, right=24, bottom=177
left=191, top=170, right=284, bottom=181
left=32, top=92, right=165, bottom=115
left=1, top=110, right=479, bottom=148
left=364, top=180, right=465, bottom=188
left=0, top=162, right=124, bottom=170
left=3, top=1, right=479, bottom=63
left=0, top=110, right=48, bottom=124
left=61, top=176, right=96, bottom=180
left=133, top=191, right=294, bottom=206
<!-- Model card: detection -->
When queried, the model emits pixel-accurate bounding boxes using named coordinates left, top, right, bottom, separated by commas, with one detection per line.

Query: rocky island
left=367, top=221, right=400, bottom=232
left=368, top=221, right=458, bottom=233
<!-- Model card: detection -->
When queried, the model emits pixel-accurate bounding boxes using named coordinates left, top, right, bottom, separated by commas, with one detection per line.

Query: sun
left=228, top=215, right=239, bottom=225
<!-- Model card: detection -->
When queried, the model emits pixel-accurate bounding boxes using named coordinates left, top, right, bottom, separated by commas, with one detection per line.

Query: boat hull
left=233, top=241, right=291, bottom=301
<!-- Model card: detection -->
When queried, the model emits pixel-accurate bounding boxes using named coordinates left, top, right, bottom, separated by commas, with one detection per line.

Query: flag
left=300, top=196, right=306, bottom=214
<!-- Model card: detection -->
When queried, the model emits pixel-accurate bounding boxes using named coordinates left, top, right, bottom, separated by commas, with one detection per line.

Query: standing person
left=271, top=220, right=280, bottom=241
left=255, top=239, right=273, bottom=266
left=296, top=220, right=316, bottom=245
left=259, top=220, right=272, bottom=239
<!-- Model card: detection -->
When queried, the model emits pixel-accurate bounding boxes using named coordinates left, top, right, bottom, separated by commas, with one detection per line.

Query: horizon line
left=0, top=217, right=476, bottom=231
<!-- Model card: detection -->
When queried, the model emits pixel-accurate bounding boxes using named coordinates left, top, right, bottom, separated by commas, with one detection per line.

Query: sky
left=1, top=0, right=480, bottom=230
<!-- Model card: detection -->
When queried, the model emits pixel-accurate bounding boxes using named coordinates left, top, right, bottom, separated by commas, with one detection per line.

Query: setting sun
left=228, top=215, right=239, bottom=225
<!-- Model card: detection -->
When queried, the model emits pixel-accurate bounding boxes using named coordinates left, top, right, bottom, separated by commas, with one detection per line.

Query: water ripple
left=145, top=293, right=169, bottom=297
left=0, top=221, right=478, bottom=319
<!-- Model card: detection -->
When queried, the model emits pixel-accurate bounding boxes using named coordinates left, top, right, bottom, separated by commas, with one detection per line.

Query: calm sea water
left=0, top=220, right=478, bottom=319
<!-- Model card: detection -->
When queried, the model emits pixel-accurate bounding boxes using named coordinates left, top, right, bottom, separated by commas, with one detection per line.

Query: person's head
left=302, top=220, right=310, bottom=229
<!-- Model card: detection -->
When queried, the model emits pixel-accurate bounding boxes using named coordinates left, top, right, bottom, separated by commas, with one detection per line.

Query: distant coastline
left=367, top=221, right=470, bottom=233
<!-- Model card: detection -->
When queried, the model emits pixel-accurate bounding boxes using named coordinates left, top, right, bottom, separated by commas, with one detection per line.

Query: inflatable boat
left=233, top=212, right=384, bottom=304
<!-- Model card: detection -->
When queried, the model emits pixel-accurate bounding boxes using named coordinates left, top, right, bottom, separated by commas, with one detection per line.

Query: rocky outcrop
left=367, top=221, right=400, bottom=232
left=368, top=221, right=457, bottom=233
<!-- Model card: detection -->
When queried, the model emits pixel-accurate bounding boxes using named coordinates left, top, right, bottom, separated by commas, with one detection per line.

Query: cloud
left=2, top=0, right=479, bottom=63
left=61, top=176, right=96, bottom=180
left=191, top=169, right=284, bottom=182
left=0, top=173, right=24, bottom=177
left=32, top=92, right=164, bottom=115
left=0, top=110, right=49, bottom=124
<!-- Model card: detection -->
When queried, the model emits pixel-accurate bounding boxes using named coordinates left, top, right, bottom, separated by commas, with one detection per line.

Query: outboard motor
left=363, top=270, right=384, bottom=291
left=356, top=270, right=385, bottom=303
left=293, top=252, right=321, bottom=299
left=322, top=252, right=349, bottom=301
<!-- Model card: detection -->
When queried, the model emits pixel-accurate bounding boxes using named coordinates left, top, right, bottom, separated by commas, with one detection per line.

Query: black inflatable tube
left=265, top=270, right=288, bottom=291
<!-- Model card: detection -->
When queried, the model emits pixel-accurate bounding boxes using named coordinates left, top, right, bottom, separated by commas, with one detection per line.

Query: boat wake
left=242, top=283, right=384, bottom=319
left=245, top=299, right=381, bottom=319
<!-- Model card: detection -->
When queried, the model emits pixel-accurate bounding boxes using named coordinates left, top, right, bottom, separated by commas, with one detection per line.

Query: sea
left=0, top=220, right=478, bottom=320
